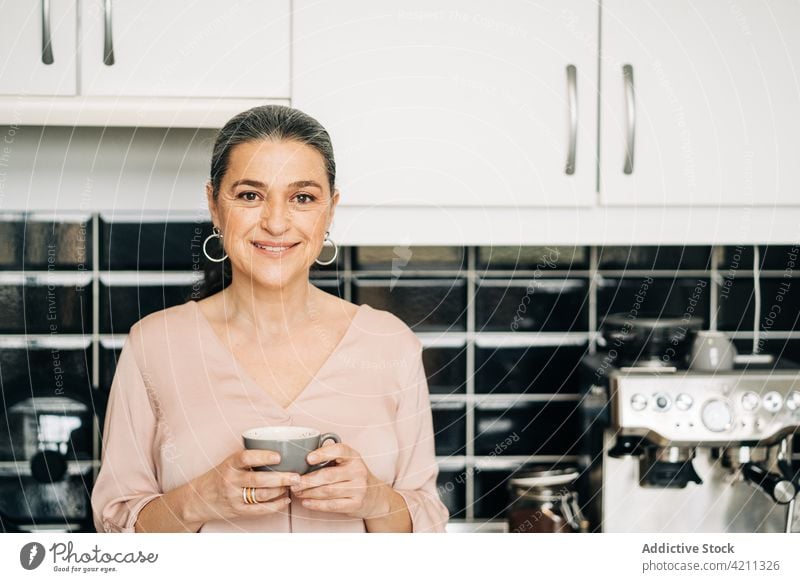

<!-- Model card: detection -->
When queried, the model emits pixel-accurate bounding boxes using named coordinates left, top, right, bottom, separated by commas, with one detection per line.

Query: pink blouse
left=91, top=300, right=449, bottom=533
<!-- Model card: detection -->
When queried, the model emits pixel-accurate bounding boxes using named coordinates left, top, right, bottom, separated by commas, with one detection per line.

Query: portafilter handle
left=742, top=462, right=797, bottom=505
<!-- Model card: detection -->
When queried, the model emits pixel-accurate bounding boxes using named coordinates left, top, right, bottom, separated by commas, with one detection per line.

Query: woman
left=91, top=105, right=449, bottom=533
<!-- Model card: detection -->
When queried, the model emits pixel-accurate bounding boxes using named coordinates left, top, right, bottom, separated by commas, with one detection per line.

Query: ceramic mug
left=242, top=426, right=341, bottom=473
left=688, top=331, right=737, bottom=371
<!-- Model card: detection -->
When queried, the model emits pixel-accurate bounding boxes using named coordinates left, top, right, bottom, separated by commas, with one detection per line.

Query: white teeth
left=254, top=242, right=294, bottom=252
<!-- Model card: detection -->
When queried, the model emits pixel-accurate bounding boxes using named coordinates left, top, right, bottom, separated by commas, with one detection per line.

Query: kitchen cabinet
left=293, top=0, right=598, bottom=208
left=601, top=0, right=800, bottom=207
left=0, top=0, right=290, bottom=126
left=79, top=0, right=290, bottom=98
left=0, top=0, right=77, bottom=95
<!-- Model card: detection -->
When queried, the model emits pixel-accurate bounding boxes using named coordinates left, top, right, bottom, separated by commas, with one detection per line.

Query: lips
left=251, top=240, right=300, bottom=256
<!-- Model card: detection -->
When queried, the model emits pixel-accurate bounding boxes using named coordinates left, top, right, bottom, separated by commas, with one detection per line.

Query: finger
left=233, top=449, right=281, bottom=470
left=254, top=487, right=290, bottom=503
left=241, top=471, right=301, bottom=489
left=293, top=483, right=356, bottom=500
left=244, top=494, right=292, bottom=514
left=306, top=443, right=353, bottom=465
left=300, top=498, right=356, bottom=513
left=293, top=466, right=348, bottom=491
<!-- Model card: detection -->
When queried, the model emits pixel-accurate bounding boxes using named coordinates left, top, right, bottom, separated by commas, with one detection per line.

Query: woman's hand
left=289, top=442, right=392, bottom=520
left=181, top=449, right=301, bottom=525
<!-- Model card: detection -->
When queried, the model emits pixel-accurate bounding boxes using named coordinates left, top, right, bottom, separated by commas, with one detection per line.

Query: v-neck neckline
left=189, top=300, right=366, bottom=412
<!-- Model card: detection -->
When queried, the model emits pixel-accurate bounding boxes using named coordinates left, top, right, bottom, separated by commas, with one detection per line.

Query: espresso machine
left=580, top=319, right=800, bottom=533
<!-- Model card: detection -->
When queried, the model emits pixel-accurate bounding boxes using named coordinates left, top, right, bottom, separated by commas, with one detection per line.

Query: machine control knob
left=785, top=391, right=800, bottom=412
left=653, top=393, right=671, bottom=412
left=762, top=391, right=783, bottom=413
left=630, top=393, right=648, bottom=412
left=675, top=393, right=693, bottom=411
left=701, top=399, right=733, bottom=433
left=741, top=391, right=760, bottom=412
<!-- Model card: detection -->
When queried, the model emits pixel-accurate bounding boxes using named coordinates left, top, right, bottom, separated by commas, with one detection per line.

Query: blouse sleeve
left=91, top=323, right=163, bottom=533
left=392, top=337, right=450, bottom=532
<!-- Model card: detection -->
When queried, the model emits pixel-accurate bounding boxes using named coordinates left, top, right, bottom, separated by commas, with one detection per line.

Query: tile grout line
left=465, top=246, right=476, bottom=521
left=343, top=245, right=352, bottom=302
left=92, top=213, right=100, bottom=484
left=709, top=245, right=721, bottom=331
left=589, top=246, right=599, bottom=354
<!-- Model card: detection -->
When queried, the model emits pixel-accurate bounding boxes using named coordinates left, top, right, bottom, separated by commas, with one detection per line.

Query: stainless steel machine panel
left=612, top=370, right=800, bottom=446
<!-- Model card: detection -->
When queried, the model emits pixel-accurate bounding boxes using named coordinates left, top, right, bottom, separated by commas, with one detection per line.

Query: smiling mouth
left=251, top=241, right=300, bottom=254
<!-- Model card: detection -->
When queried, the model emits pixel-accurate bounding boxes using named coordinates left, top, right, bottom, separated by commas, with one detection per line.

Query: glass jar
left=507, top=468, right=588, bottom=533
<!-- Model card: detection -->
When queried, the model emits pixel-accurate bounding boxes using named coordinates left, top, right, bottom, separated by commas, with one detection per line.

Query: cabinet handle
left=623, top=64, right=635, bottom=174
left=565, top=64, right=577, bottom=175
left=103, top=0, right=115, bottom=66
left=41, top=0, right=53, bottom=64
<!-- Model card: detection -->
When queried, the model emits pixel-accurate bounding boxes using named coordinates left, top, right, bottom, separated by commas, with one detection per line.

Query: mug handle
left=307, top=433, right=341, bottom=472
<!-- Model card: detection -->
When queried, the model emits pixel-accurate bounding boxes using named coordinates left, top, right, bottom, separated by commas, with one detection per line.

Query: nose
left=259, top=197, right=291, bottom=236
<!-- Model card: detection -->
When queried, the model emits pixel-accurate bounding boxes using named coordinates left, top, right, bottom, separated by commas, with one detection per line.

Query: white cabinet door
left=0, top=0, right=77, bottom=95
left=79, top=0, right=290, bottom=98
left=293, top=1, right=598, bottom=207
left=601, top=0, right=800, bottom=206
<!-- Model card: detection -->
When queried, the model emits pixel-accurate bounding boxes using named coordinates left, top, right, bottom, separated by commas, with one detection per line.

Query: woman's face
left=207, top=139, right=338, bottom=290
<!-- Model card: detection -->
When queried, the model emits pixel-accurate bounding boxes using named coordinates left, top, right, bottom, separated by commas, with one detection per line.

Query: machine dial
left=701, top=399, right=734, bottom=433
left=630, top=393, right=648, bottom=412
left=741, top=391, right=760, bottom=412
left=785, top=391, right=800, bottom=412
left=675, top=393, right=693, bottom=411
left=762, top=391, right=783, bottom=413
left=653, top=393, right=671, bottom=412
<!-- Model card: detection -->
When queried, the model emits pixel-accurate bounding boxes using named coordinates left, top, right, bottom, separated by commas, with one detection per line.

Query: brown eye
left=294, top=192, right=315, bottom=204
left=238, top=191, right=259, bottom=201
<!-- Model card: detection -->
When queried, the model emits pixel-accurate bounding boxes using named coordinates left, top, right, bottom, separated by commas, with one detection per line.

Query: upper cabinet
left=0, top=0, right=290, bottom=127
left=79, top=0, right=290, bottom=98
left=293, top=0, right=598, bottom=208
left=0, top=0, right=77, bottom=95
left=601, top=0, right=800, bottom=207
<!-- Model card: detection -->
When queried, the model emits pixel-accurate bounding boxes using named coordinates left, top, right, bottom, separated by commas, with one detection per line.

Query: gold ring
left=243, top=486, right=257, bottom=505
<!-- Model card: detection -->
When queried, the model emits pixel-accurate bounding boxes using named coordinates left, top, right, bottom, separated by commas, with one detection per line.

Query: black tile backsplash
left=476, top=279, right=588, bottom=332
left=597, top=277, right=711, bottom=326
left=437, top=469, right=467, bottom=519
left=475, top=400, right=581, bottom=456
left=431, top=402, right=467, bottom=457
left=0, top=284, right=91, bottom=333
left=100, top=282, right=195, bottom=334
left=719, top=244, right=798, bottom=272
left=0, top=219, right=91, bottom=270
left=0, top=347, right=91, bottom=394
left=475, top=344, right=588, bottom=394
left=478, top=246, right=588, bottom=271
left=355, top=246, right=464, bottom=271
left=101, top=220, right=210, bottom=270
left=719, top=278, right=800, bottom=332
left=3, top=221, right=800, bottom=529
left=353, top=278, right=466, bottom=331
left=422, top=347, right=466, bottom=394
left=598, top=246, right=713, bottom=270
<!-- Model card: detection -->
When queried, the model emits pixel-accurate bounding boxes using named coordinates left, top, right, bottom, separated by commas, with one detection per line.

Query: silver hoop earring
left=202, top=226, right=228, bottom=263
left=315, top=231, right=338, bottom=266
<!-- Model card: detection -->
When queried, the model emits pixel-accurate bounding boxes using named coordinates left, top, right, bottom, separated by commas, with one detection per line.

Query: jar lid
left=509, top=469, right=579, bottom=488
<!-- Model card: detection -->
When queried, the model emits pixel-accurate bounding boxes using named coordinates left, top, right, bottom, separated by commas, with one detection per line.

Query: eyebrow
left=229, top=179, right=324, bottom=191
